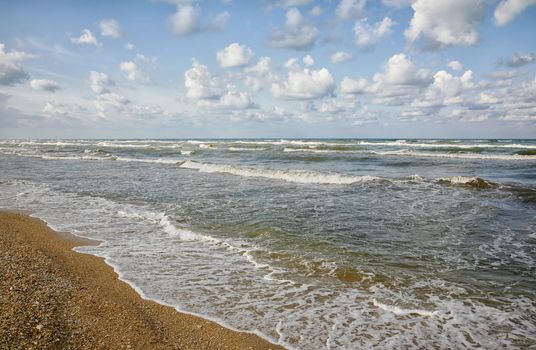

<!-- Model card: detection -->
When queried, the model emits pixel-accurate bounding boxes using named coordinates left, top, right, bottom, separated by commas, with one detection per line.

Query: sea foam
left=179, top=160, right=381, bottom=185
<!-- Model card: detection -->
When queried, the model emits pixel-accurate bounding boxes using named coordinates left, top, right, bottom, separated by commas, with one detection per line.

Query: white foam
left=359, top=141, right=536, bottom=149
left=372, top=299, right=438, bottom=317
left=227, top=147, right=266, bottom=151
left=439, top=176, right=482, bottom=184
left=117, top=209, right=218, bottom=242
left=115, top=157, right=182, bottom=165
left=179, top=160, right=381, bottom=185
left=379, top=150, right=536, bottom=161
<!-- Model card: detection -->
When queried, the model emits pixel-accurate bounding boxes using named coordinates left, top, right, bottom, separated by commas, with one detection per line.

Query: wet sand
left=0, top=210, right=283, bottom=350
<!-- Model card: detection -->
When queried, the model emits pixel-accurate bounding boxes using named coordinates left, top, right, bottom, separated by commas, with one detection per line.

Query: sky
left=0, top=0, right=535, bottom=139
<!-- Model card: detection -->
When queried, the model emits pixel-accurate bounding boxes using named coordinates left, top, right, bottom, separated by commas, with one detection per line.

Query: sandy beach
left=0, top=210, right=283, bottom=350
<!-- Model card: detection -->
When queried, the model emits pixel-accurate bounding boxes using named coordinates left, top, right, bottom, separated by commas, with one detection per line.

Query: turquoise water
left=0, top=139, right=535, bottom=349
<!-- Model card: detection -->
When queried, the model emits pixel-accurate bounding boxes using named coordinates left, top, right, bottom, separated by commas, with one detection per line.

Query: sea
left=0, top=138, right=535, bottom=349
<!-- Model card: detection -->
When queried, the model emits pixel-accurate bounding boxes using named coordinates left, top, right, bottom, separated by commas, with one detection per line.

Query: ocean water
left=0, top=138, right=535, bottom=349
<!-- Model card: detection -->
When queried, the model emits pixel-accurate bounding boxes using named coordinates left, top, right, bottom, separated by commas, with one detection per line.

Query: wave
left=378, top=151, right=536, bottom=161
left=179, top=160, right=381, bottom=185
left=227, top=147, right=267, bottom=152
left=359, top=141, right=536, bottom=149
left=372, top=299, right=438, bottom=317
left=115, top=157, right=183, bottom=165
left=437, top=176, right=495, bottom=189
left=116, top=209, right=219, bottom=242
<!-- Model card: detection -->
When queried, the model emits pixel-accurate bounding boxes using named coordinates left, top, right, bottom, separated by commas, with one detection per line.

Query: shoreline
left=0, top=210, right=284, bottom=350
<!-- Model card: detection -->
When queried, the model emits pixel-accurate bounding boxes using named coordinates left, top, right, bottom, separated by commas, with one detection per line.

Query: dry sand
left=0, top=210, right=284, bottom=350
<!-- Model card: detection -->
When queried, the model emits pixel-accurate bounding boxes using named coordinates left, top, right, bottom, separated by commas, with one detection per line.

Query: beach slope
left=0, top=211, right=282, bottom=350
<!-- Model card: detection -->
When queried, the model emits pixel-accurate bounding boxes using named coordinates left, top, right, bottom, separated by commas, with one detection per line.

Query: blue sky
left=1, top=0, right=535, bottom=138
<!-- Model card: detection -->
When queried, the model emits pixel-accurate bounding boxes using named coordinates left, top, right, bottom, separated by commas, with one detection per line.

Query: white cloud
left=340, top=77, right=368, bottom=94
left=303, top=54, right=314, bottom=67
left=269, top=8, right=318, bottom=50
left=271, top=67, right=335, bottom=99
left=354, top=53, right=432, bottom=106
left=169, top=4, right=200, bottom=36
left=42, top=100, right=69, bottom=117
left=413, top=69, right=474, bottom=107
left=309, top=6, right=324, bottom=16
left=216, top=43, right=254, bottom=68
left=331, top=51, right=353, bottom=64
left=336, top=0, right=366, bottom=21
left=100, top=19, right=122, bottom=38
left=244, top=57, right=273, bottom=76
left=243, top=57, right=275, bottom=91
left=184, top=59, right=223, bottom=100
left=504, top=52, right=535, bottom=67
left=375, top=53, right=431, bottom=86
left=30, top=79, right=61, bottom=92
left=71, top=29, right=102, bottom=47
left=284, top=57, right=300, bottom=70
left=354, top=17, right=394, bottom=48
left=0, top=43, right=36, bottom=86
left=198, top=87, right=257, bottom=110
left=89, top=71, right=114, bottom=94
left=447, top=60, right=463, bottom=71
left=124, top=43, right=134, bottom=50
left=119, top=61, right=150, bottom=83
left=494, top=0, right=536, bottom=26
left=405, top=0, right=485, bottom=48
left=183, top=59, right=257, bottom=110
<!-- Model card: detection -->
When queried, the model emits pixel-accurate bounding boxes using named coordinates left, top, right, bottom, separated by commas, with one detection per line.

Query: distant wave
left=378, top=150, right=536, bottom=161
left=359, top=141, right=536, bottom=149
left=179, top=160, right=382, bottom=185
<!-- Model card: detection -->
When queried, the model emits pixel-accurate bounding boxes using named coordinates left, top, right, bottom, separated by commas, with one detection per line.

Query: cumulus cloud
left=271, top=67, right=335, bottom=99
left=331, top=51, right=353, bottom=64
left=494, top=0, right=536, bottom=26
left=30, top=79, right=61, bottom=92
left=183, top=59, right=256, bottom=110
left=354, top=17, right=394, bottom=49
left=169, top=4, right=200, bottom=36
left=374, top=53, right=431, bottom=86
left=336, top=0, right=366, bottom=21
left=124, top=43, right=134, bottom=50
left=413, top=69, right=474, bottom=107
left=269, top=8, right=318, bottom=50
left=302, top=54, right=314, bottom=66
left=71, top=29, right=102, bottom=47
left=405, top=0, right=485, bottom=48
left=353, top=53, right=432, bottom=106
left=340, top=77, right=368, bottom=94
left=168, top=4, right=229, bottom=36
left=42, top=100, right=69, bottom=117
left=242, top=56, right=275, bottom=91
left=447, top=60, right=463, bottom=71
left=198, top=87, right=257, bottom=110
left=184, top=59, right=223, bottom=100
left=100, top=19, right=122, bottom=38
left=504, top=52, right=535, bottom=67
left=119, top=61, right=150, bottom=83
left=0, top=43, right=36, bottom=86
left=216, top=43, right=254, bottom=68
left=89, top=71, right=115, bottom=94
